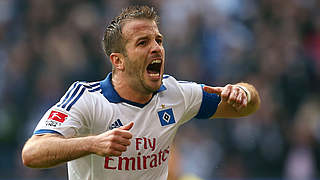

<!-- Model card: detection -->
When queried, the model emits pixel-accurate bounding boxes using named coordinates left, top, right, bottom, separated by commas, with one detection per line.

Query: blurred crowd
left=0, top=0, right=319, bottom=179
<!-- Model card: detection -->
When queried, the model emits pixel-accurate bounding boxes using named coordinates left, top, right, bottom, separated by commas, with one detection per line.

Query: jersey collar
left=100, top=73, right=167, bottom=108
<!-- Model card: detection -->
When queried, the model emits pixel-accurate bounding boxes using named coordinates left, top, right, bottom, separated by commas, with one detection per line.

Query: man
left=22, top=6, right=260, bottom=180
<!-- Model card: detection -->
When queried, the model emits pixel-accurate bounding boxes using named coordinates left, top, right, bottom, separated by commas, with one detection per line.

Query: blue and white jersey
left=33, top=73, right=221, bottom=180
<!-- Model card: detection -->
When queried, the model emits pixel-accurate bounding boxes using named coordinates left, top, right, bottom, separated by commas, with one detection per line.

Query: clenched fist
left=90, top=122, right=134, bottom=157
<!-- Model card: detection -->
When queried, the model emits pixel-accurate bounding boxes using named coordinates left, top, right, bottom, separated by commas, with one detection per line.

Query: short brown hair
left=102, top=5, right=160, bottom=56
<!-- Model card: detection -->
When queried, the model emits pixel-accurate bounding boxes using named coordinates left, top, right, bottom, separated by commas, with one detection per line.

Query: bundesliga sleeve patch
left=158, top=108, right=176, bottom=126
left=46, top=110, right=69, bottom=127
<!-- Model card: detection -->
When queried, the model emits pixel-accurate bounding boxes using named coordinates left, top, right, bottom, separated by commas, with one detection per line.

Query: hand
left=203, top=85, right=248, bottom=111
left=90, top=122, right=134, bottom=157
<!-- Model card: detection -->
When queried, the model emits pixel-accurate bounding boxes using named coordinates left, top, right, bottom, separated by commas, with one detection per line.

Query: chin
left=145, top=81, right=162, bottom=93
left=150, top=84, right=162, bottom=92
left=142, top=74, right=163, bottom=92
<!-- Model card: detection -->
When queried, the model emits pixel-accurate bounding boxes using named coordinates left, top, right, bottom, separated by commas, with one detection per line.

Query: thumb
left=119, top=121, right=134, bottom=131
left=203, top=86, right=223, bottom=96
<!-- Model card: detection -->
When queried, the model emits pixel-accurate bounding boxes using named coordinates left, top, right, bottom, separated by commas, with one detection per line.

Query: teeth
left=151, top=60, right=161, bottom=64
left=149, top=73, right=160, bottom=77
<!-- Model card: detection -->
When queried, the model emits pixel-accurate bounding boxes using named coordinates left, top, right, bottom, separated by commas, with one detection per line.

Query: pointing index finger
left=203, top=86, right=223, bottom=96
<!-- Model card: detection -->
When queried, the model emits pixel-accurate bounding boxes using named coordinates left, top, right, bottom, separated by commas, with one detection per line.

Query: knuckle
left=108, top=141, right=116, bottom=147
left=109, top=135, right=117, bottom=141
left=221, top=92, right=228, bottom=97
left=114, top=151, right=122, bottom=156
left=222, top=90, right=229, bottom=97
left=121, top=146, right=128, bottom=152
left=239, top=90, right=245, bottom=96
left=116, top=146, right=125, bottom=152
left=123, top=140, right=131, bottom=146
left=109, top=130, right=116, bottom=135
left=229, top=95, right=236, bottom=101
left=236, top=98, right=241, bottom=104
left=234, top=86, right=241, bottom=91
left=112, top=129, right=121, bottom=135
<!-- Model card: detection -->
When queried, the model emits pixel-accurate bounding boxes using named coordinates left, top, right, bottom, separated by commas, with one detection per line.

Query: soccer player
left=22, top=5, right=260, bottom=180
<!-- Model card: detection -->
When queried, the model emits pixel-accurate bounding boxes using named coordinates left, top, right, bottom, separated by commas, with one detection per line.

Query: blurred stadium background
left=0, top=0, right=320, bottom=179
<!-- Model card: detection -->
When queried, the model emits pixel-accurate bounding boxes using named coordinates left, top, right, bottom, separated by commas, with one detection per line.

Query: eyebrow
left=135, top=33, right=163, bottom=42
left=136, top=36, right=148, bottom=42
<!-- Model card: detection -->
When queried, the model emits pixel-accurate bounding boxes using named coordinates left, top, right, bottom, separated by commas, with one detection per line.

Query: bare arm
left=22, top=122, right=134, bottom=168
left=204, top=83, right=260, bottom=118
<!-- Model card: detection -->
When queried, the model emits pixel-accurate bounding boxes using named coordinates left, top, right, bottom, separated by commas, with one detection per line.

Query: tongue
left=147, top=70, right=159, bottom=74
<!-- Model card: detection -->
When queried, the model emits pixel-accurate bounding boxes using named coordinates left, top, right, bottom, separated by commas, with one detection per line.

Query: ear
left=110, top=53, right=125, bottom=71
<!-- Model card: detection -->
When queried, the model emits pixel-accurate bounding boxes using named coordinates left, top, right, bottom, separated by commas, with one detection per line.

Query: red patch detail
left=48, top=110, right=68, bottom=123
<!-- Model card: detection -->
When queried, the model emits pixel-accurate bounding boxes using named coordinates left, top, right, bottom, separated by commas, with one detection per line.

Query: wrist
left=82, top=136, right=96, bottom=154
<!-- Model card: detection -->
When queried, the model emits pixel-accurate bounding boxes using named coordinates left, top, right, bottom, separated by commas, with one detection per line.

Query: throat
left=113, top=79, right=154, bottom=104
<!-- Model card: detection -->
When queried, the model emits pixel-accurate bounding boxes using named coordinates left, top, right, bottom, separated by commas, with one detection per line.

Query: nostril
left=151, top=50, right=159, bottom=54
left=151, top=46, right=161, bottom=54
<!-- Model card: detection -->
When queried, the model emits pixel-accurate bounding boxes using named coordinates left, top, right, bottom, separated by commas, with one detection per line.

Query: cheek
left=126, top=57, right=144, bottom=73
left=161, top=48, right=165, bottom=61
left=126, top=49, right=149, bottom=71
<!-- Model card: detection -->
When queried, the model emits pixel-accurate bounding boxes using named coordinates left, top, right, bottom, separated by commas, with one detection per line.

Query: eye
left=137, top=40, right=147, bottom=46
left=156, top=38, right=162, bottom=45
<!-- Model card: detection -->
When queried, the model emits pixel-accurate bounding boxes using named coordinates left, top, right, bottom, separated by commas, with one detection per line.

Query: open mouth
left=146, top=59, right=162, bottom=77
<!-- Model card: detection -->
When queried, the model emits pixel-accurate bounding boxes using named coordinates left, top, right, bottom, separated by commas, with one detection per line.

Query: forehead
left=122, top=19, right=160, bottom=40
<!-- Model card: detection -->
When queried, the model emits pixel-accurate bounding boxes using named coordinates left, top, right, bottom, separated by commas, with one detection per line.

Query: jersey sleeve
left=178, top=81, right=221, bottom=121
left=194, top=84, right=221, bottom=119
left=33, top=81, right=92, bottom=138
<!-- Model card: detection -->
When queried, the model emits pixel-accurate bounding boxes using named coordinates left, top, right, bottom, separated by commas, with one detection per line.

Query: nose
left=151, top=40, right=162, bottom=54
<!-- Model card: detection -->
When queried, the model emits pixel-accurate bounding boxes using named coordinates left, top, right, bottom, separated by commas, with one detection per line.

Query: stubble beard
left=125, top=57, right=161, bottom=95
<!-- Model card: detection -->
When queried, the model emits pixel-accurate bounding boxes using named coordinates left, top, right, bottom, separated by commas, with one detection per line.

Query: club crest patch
left=157, top=108, right=175, bottom=126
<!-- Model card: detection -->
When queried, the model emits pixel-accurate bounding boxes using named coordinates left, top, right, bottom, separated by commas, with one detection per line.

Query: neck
left=112, top=74, right=153, bottom=104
